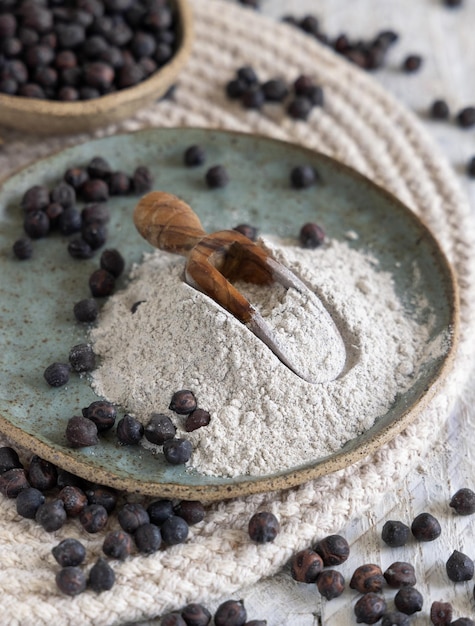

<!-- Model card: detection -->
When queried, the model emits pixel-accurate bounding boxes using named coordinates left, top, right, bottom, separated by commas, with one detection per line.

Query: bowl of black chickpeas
left=0, top=0, right=193, bottom=135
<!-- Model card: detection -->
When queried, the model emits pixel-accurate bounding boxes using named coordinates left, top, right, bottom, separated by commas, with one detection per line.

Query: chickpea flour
left=90, top=237, right=445, bottom=478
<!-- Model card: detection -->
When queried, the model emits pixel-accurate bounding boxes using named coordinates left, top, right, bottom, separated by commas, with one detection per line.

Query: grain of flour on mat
left=90, top=236, right=442, bottom=478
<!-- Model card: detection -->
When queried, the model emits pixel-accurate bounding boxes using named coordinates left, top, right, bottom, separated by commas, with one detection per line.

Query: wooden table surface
left=180, top=1, right=475, bottom=624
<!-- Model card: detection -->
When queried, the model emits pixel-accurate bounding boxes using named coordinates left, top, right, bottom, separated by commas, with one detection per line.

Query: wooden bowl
left=0, top=0, right=193, bottom=136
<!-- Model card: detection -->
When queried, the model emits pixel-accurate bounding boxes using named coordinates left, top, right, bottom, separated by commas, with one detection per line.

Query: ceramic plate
left=0, top=128, right=458, bottom=501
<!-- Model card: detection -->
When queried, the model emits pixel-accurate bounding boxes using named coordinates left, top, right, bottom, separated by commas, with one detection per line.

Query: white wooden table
left=195, top=1, right=475, bottom=624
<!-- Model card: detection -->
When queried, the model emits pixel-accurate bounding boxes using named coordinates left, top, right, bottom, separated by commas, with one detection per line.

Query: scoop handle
left=133, top=191, right=207, bottom=256
left=185, top=230, right=275, bottom=324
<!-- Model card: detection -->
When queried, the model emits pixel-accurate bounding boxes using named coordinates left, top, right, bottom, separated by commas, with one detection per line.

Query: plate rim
left=0, top=127, right=460, bottom=502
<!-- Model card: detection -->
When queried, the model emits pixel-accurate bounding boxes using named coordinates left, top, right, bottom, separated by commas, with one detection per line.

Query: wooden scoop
left=133, top=191, right=346, bottom=383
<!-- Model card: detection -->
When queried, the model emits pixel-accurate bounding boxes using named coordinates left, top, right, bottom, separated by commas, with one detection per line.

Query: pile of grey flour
left=90, top=237, right=444, bottom=478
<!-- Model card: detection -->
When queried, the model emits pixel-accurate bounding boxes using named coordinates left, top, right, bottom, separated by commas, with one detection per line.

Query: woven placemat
left=1, top=1, right=475, bottom=624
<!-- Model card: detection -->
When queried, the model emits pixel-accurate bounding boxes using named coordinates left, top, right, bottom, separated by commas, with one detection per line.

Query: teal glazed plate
left=0, top=128, right=459, bottom=501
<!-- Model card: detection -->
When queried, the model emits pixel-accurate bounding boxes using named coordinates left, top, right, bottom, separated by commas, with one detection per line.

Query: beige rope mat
left=1, top=1, right=475, bottom=624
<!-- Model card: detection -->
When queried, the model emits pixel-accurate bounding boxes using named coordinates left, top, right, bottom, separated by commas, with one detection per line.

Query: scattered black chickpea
left=180, top=603, right=212, bottom=626
left=354, top=592, right=387, bottom=624
left=73, top=298, right=99, bottom=323
left=68, top=237, right=94, bottom=260
left=132, top=166, right=154, bottom=194
left=144, top=413, right=176, bottom=445
left=290, top=164, right=318, bottom=189
left=402, top=54, right=423, bottom=73
left=299, top=222, right=325, bottom=249
left=58, top=485, right=88, bottom=518
left=349, top=563, right=385, bottom=594
left=205, top=164, right=230, bottom=189
left=411, top=512, right=442, bottom=541
left=169, top=389, right=197, bottom=415
left=81, top=219, right=108, bottom=250
left=80, top=178, right=110, bottom=203
left=286, top=95, right=313, bottom=120
left=86, top=486, right=118, bottom=514
left=108, top=171, right=131, bottom=196
left=88, top=557, right=115, bottom=593
left=89, top=267, right=116, bottom=297
left=214, top=599, right=247, bottom=626
left=83, top=157, right=109, bottom=183
left=27, top=455, right=57, bottom=491
left=449, top=487, right=475, bottom=515
left=23, top=209, right=50, bottom=238
left=43, top=362, right=70, bottom=387
left=116, top=414, right=145, bottom=445
left=82, top=400, right=117, bottom=432
left=0, top=467, right=29, bottom=498
left=233, top=223, right=258, bottom=241
left=21, top=185, right=50, bottom=213
left=163, top=437, right=193, bottom=465
left=290, top=548, right=323, bottom=583
left=381, top=519, right=410, bottom=547
left=118, top=502, right=150, bottom=533
left=314, top=534, right=350, bottom=566
left=82, top=203, right=111, bottom=225
left=456, top=106, right=475, bottom=128
left=69, top=343, right=96, bottom=373
left=261, top=78, right=289, bottom=102
left=445, top=549, right=474, bottom=582
left=147, top=499, right=174, bottom=526
left=55, top=566, right=87, bottom=597
left=173, top=500, right=205, bottom=526
left=100, top=248, right=125, bottom=278
left=58, top=206, right=82, bottom=236
left=466, top=156, right=475, bottom=179
left=102, top=530, right=133, bottom=561
left=237, top=0, right=260, bottom=8
left=0, top=447, right=22, bottom=472
left=16, top=487, right=45, bottom=519
left=12, top=237, right=33, bottom=260
left=36, top=498, right=67, bottom=532
left=248, top=511, right=280, bottom=543
left=65, top=168, right=89, bottom=191
left=241, top=84, right=265, bottom=109
left=160, top=515, right=189, bottom=546
left=79, top=503, right=109, bottom=533
left=430, top=99, right=450, bottom=120
left=394, top=586, right=424, bottom=615
left=184, top=145, right=207, bottom=167
left=430, top=600, right=453, bottom=625
left=134, top=522, right=162, bottom=554
left=383, top=561, right=417, bottom=588
left=316, top=569, right=345, bottom=600
left=451, top=619, right=475, bottom=626
left=65, top=414, right=99, bottom=448
left=185, top=408, right=211, bottom=432
left=52, top=538, right=87, bottom=567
